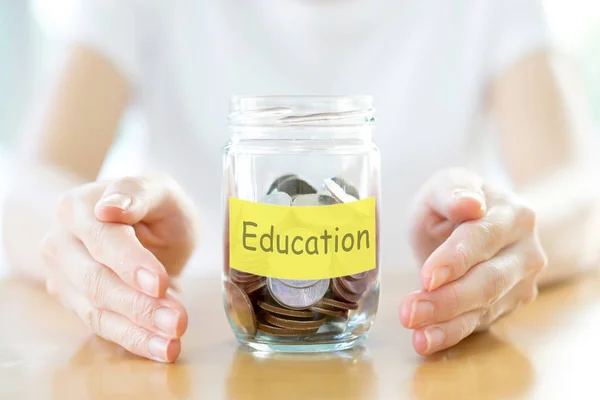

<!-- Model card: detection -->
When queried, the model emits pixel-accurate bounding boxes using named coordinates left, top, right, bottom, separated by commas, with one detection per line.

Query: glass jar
left=222, top=96, right=381, bottom=353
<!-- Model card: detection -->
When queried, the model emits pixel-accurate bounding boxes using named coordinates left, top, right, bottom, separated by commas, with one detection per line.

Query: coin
left=260, top=191, right=292, bottom=206
left=310, top=306, right=348, bottom=319
left=267, top=278, right=330, bottom=309
left=331, top=176, right=360, bottom=200
left=273, top=177, right=317, bottom=197
left=257, top=323, right=319, bottom=337
left=257, top=300, right=315, bottom=319
left=267, top=174, right=298, bottom=194
left=349, top=272, right=368, bottom=280
left=230, top=269, right=262, bottom=284
left=280, top=279, right=320, bottom=288
left=245, top=278, right=267, bottom=294
left=264, top=312, right=326, bottom=330
left=332, top=278, right=362, bottom=303
left=225, top=281, right=257, bottom=336
left=292, top=193, right=338, bottom=207
left=316, top=297, right=359, bottom=311
left=338, top=274, right=372, bottom=295
left=323, top=178, right=358, bottom=203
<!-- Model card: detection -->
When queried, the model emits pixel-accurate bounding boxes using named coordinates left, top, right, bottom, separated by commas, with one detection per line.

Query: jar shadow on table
left=411, top=333, right=534, bottom=400
left=50, top=336, right=191, bottom=400
left=226, top=346, right=377, bottom=400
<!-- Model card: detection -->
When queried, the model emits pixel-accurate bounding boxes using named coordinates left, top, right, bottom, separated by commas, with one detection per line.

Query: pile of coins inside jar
left=225, top=175, right=377, bottom=338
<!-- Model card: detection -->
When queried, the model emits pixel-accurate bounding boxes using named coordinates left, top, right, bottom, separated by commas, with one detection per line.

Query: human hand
left=41, top=175, right=198, bottom=362
left=401, top=168, right=547, bottom=355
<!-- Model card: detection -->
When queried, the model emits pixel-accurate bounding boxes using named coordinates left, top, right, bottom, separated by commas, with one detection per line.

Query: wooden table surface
left=1, top=268, right=599, bottom=400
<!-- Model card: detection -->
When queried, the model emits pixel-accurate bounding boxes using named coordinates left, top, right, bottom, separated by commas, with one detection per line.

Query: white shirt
left=63, top=0, right=551, bottom=274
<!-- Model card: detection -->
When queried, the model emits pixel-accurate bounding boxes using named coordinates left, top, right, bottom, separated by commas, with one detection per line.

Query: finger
left=60, top=190, right=169, bottom=297
left=422, top=168, right=487, bottom=224
left=43, top=233, right=187, bottom=337
left=421, top=196, right=532, bottom=291
left=94, top=175, right=193, bottom=226
left=476, top=279, right=538, bottom=331
left=412, top=310, right=483, bottom=355
left=401, top=242, right=528, bottom=328
left=45, top=273, right=181, bottom=362
left=408, top=168, right=486, bottom=263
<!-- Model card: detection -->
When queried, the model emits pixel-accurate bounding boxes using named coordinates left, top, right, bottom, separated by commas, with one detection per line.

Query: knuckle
left=130, top=292, right=155, bottom=323
left=45, top=277, right=58, bottom=296
left=479, top=219, right=501, bottom=240
left=441, top=284, right=461, bottom=318
left=522, top=284, right=539, bottom=305
left=477, top=221, right=502, bottom=260
left=115, top=176, right=147, bottom=194
left=56, top=192, right=76, bottom=221
left=531, top=246, right=548, bottom=274
left=88, top=222, right=110, bottom=254
left=461, top=313, right=479, bottom=338
left=82, top=307, right=104, bottom=334
left=82, top=265, right=106, bottom=305
left=485, top=264, right=507, bottom=305
left=516, top=204, right=537, bottom=232
left=40, top=233, right=59, bottom=264
left=122, top=325, right=148, bottom=354
left=454, top=242, right=470, bottom=274
left=127, top=330, right=148, bottom=353
left=477, top=309, right=493, bottom=329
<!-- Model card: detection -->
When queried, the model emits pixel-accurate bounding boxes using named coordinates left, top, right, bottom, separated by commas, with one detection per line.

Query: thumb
left=426, top=168, right=487, bottom=224
left=94, top=175, right=180, bottom=225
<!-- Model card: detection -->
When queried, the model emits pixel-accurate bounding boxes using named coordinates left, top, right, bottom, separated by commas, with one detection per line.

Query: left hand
left=401, top=168, right=547, bottom=355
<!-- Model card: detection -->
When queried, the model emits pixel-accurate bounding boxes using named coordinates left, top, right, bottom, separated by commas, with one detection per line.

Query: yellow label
left=229, top=196, right=377, bottom=279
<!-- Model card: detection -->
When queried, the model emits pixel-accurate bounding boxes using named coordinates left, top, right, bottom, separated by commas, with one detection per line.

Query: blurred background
left=2, top=0, right=599, bottom=186
left=0, top=1, right=599, bottom=271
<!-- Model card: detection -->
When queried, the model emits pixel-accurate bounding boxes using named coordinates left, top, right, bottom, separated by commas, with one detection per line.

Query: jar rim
left=229, top=95, right=375, bottom=128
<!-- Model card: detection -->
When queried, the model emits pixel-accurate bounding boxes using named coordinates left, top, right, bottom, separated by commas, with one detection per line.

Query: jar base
left=237, top=333, right=368, bottom=353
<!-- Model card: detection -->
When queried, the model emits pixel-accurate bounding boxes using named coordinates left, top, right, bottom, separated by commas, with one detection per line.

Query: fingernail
left=452, top=189, right=486, bottom=211
left=154, top=307, right=179, bottom=336
left=148, top=336, right=169, bottom=362
left=428, top=266, right=451, bottom=291
left=136, top=269, right=159, bottom=297
left=409, top=300, right=435, bottom=327
left=424, top=327, right=446, bottom=353
left=98, top=193, right=132, bottom=211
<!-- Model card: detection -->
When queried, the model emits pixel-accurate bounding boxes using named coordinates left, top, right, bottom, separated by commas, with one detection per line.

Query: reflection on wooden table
left=0, top=268, right=599, bottom=399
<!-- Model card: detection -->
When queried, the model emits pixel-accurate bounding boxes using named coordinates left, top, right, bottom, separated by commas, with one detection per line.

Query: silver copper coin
left=267, top=174, right=298, bottom=195
left=260, top=191, right=293, bottom=206
left=225, top=281, right=257, bottom=336
left=257, top=300, right=315, bottom=319
left=267, top=278, right=330, bottom=309
left=323, top=178, right=358, bottom=203
left=280, top=279, right=320, bottom=289
left=272, top=177, right=317, bottom=198
left=330, top=176, right=360, bottom=200
left=316, top=297, right=359, bottom=311
left=332, top=278, right=362, bottom=303
left=263, top=313, right=326, bottom=330
left=292, top=193, right=338, bottom=207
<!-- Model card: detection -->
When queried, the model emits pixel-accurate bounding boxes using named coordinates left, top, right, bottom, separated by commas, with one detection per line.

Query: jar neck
left=228, top=96, right=375, bottom=141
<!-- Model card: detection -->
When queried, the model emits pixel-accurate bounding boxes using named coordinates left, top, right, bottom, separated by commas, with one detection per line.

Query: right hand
left=41, top=175, right=199, bottom=363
